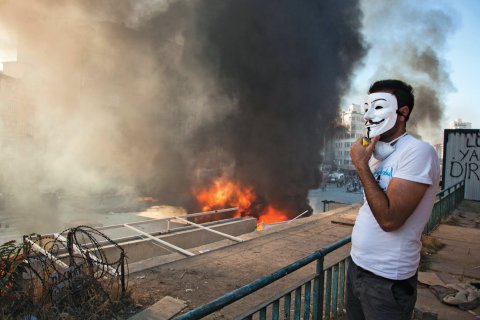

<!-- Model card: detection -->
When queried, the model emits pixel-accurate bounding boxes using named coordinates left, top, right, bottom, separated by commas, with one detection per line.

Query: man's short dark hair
left=368, top=79, right=414, bottom=121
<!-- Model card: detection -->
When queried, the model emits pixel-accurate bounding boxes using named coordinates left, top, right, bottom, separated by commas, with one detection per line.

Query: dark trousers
left=346, top=260, right=417, bottom=320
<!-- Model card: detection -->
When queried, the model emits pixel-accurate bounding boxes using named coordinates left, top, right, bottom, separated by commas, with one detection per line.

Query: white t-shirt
left=351, top=134, right=440, bottom=280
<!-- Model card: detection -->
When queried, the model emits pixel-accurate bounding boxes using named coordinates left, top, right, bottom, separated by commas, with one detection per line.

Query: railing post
left=284, top=292, right=291, bottom=320
left=304, top=281, right=311, bottom=320
left=313, top=256, right=325, bottom=320
left=294, top=287, right=302, bottom=320
left=332, top=264, right=339, bottom=319
left=338, top=260, right=346, bottom=313
left=272, top=300, right=280, bottom=320
left=325, top=269, right=332, bottom=319
left=260, top=307, right=267, bottom=320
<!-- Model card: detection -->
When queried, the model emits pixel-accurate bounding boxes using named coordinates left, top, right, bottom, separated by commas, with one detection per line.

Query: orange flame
left=257, top=205, right=289, bottom=225
left=194, top=178, right=290, bottom=227
left=194, top=178, right=256, bottom=216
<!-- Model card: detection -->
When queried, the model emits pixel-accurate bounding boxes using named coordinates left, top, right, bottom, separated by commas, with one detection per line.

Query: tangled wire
left=0, top=226, right=131, bottom=319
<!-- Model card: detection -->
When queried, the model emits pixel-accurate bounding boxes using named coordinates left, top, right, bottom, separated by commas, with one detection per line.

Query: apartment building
left=333, top=103, right=365, bottom=171
left=450, top=118, right=472, bottom=129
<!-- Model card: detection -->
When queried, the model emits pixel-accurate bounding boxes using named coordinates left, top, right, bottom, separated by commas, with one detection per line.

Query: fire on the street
left=194, top=178, right=288, bottom=229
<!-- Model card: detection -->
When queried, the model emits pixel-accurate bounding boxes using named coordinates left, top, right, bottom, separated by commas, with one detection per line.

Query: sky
left=0, top=0, right=479, bottom=131
left=344, top=0, right=480, bottom=135
left=442, top=0, right=480, bottom=129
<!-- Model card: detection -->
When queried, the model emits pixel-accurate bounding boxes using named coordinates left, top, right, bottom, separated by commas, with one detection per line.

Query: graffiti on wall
left=448, top=135, right=480, bottom=181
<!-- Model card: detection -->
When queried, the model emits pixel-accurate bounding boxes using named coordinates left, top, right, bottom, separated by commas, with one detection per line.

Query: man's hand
left=350, top=136, right=380, bottom=169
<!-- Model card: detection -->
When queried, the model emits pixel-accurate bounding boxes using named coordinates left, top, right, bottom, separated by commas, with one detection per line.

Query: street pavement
left=308, top=185, right=364, bottom=213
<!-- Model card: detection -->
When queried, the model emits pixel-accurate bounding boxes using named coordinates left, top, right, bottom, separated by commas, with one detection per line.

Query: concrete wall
left=102, top=217, right=257, bottom=264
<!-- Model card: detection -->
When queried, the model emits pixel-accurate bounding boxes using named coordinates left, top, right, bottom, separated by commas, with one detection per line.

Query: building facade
left=450, top=118, right=472, bottom=129
left=333, top=104, right=365, bottom=171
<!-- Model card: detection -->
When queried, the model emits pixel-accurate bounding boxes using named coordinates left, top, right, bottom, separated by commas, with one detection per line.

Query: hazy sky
left=345, top=0, right=480, bottom=134
left=443, top=0, right=480, bottom=129
left=0, top=0, right=479, bottom=131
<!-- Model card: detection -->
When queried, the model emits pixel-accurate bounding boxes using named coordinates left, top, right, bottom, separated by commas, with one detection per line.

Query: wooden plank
left=331, top=213, right=357, bottom=226
left=418, top=272, right=445, bottom=286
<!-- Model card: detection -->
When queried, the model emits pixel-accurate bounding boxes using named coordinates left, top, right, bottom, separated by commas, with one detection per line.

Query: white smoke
left=344, top=0, right=459, bottom=144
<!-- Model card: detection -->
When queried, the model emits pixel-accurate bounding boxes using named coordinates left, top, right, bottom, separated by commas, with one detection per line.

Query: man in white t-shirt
left=347, top=80, right=440, bottom=320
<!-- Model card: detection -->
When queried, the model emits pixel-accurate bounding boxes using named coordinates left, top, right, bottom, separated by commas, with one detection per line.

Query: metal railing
left=176, top=236, right=351, bottom=320
left=176, top=180, right=466, bottom=320
left=235, top=257, right=350, bottom=320
left=424, top=180, right=465, bottom=234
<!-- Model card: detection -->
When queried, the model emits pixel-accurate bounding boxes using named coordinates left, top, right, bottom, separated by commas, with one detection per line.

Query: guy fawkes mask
left=364, top=92, right=398, bottom=139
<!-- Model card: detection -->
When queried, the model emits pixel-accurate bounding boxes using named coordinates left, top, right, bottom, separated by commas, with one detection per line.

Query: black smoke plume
left=186, top=0, right=366, bottom=216
left=0, top=0, right=365, bottom=233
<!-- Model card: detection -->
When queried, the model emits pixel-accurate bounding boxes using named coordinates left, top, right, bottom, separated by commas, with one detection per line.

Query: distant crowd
left=320, top=171, right=363, bottom=193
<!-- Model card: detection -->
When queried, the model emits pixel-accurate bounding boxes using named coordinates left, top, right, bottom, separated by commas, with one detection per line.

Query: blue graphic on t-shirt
left=373, top=166, right=394, bottom=191
left=373, top=166, right=393, bottom=178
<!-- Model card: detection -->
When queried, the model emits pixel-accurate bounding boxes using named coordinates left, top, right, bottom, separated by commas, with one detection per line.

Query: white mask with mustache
left=364, top=92, right=398, bottom=139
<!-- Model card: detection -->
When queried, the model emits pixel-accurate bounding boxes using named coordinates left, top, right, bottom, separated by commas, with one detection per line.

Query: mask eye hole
left=375, top=106, right=383, bottom=110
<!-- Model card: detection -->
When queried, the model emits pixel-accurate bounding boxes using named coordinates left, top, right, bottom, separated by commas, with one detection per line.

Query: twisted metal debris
left=0, top=226, right=130, bottom=319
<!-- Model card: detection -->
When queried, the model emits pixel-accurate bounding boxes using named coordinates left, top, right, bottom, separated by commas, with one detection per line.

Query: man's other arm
left=350, top=137, right=428, bottom=232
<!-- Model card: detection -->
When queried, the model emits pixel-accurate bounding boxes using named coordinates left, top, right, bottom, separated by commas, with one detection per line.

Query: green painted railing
left=175, top=236, right=351, bottom=320
left=424, top=180, right=465, bottom=234
left=175, top=180, right=465, bottom=320
left=234, top=257, right=350, bottom=320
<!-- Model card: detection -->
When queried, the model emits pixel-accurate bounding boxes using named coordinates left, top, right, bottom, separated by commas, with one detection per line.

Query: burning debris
left=195, top=178, right=256, bottom=216
left=194, top=177, right=289, bottom=225
left=0, top=226, right=130, bottom=319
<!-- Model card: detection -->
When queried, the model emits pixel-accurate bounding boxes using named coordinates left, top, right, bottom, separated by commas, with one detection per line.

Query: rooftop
left=128, top=200, right=480, bottom=319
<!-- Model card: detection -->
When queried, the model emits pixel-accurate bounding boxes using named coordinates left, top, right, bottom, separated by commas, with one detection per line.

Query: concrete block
left=413, top=307, right=438, bottom=320
left=129, top=296, right=187, bottom=320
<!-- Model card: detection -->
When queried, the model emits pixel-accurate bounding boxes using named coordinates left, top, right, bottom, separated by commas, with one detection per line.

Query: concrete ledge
left=129, top=296, right=187, bottom=320
left=103, top=217, right=257, bottom=266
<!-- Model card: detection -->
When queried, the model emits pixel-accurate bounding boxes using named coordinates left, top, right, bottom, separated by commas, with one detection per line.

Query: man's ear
left=398, top=106, right=410, bottom=121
